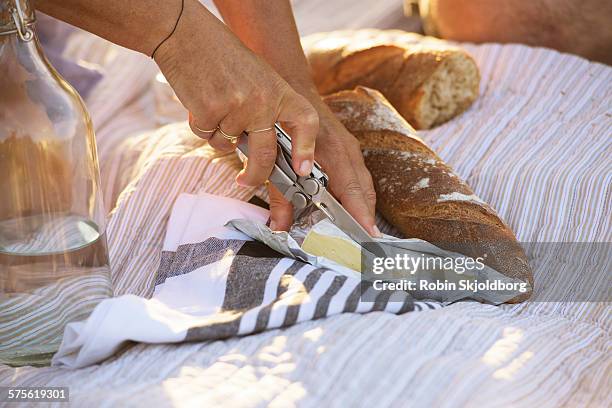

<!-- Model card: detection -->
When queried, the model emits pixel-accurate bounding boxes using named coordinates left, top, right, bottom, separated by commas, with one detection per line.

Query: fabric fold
left=52, top=193, right=438, bottom=368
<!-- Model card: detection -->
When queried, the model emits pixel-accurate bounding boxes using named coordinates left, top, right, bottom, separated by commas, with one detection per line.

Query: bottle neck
left=1, top=0, right=35, bottom=42
left=0, top=0, right=45, bottom=86
left=0, top=0, right=70, bottom=145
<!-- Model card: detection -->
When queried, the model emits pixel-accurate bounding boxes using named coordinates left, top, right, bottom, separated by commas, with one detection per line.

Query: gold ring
left=247, top=126, right=274, bottom=134
left=193, top=124, right=217, bottom=133
left=218, top=127, right=240, bottom=144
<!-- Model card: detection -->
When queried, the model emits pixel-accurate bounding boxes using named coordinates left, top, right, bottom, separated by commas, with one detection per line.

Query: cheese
left=301, top=230, right=363, bottom=273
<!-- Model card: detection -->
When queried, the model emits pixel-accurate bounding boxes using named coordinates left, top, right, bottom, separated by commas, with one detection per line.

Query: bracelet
left=151, top=0, right=185, bottom=59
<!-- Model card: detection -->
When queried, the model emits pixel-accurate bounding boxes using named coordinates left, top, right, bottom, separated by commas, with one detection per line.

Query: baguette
left=303, top=29, right=480, bottom=130
left=324, top=87, right=533, bottom=302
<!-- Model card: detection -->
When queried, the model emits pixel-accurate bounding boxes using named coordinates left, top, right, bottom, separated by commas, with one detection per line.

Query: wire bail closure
left=1, top=0, right=35, bottom=42
left=12, top=0, right=33, bottom=42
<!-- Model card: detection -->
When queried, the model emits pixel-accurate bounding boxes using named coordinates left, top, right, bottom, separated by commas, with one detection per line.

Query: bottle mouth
left=0, top=0, right=36, bottom=41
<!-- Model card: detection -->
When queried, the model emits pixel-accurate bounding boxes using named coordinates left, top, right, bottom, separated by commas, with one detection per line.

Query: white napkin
left=52, top=193, right=435, bottom=368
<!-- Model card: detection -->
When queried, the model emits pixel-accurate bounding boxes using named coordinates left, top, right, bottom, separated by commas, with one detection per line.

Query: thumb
left=267, top=183, right=293, bottom=231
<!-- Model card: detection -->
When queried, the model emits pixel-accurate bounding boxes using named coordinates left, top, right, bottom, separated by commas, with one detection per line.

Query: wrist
left=286, top=78, right=322, bottom=104
left=152, top=0, right=214, bottom=68
left=124, top=0, right=189, bottom=56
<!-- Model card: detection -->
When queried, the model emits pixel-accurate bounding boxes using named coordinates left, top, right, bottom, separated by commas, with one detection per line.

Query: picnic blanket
left=0, top=21, right=610, bottom=408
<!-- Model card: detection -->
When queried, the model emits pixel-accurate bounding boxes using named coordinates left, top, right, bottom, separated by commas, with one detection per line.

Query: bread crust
left=303, top=29, right=480, bottom=129
left=324, top=87, right=533, bottom=302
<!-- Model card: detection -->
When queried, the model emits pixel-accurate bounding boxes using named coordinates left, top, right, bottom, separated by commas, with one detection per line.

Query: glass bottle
left=0, top=0, right=112, bottom=366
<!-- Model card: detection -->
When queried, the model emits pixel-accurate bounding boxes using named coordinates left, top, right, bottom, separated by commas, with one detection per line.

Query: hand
left=153, top=0, right=318, bottom=185
left=154, top=0, right=377, bottom=236
left=268, top=104, right=380, bottom=238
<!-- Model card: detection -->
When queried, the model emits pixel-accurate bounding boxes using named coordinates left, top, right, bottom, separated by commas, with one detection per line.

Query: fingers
left=208, top=127, right=241, bottom=153
left=212, top=100, right=273, bottom=154
left=209, top=97, right=253, bottom=152
left=349, top=150, right=377, bottom=217
left=277, top=92, right=318, bottom=177
left=188, top=111, right=219, bottom=140
left=235, top=128, right=278, bottom=187
left=217, top=88, right=319, bottom=182
left=316, top=128, right=380, bottom=238
left=267, top=183, right=293, bottom=231
left=188, top=67, right=319, bottom=190
left=336, top=150, right=380, bottom=237
left=350, top=159, right=379, bottom=237
left=220, top=88, right=318, bottom=187
left=334, top=170, right=380, bottom=238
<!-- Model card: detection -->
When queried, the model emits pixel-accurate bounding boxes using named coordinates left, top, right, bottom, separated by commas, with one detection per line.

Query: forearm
left=213, top=0, right=320, bottom=102
left=36, top=0, right=189, bottom=56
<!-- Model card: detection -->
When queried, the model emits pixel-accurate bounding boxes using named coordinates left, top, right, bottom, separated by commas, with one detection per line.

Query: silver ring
left=247, top=126, right=274, bottom=134
left=218, top=127, right=240, bottom=144
left=193, top=123, right=217, bottom=134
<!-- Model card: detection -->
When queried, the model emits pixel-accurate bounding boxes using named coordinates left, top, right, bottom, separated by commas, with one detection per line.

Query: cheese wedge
left=301, top=230, right=362, bottom=272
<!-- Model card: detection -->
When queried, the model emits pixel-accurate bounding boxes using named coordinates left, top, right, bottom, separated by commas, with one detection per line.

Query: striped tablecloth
left=0, top=29, right=610, bottom=407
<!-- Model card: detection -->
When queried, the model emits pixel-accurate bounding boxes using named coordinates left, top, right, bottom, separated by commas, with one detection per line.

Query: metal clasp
left=8, top=0, right=34, bottom=42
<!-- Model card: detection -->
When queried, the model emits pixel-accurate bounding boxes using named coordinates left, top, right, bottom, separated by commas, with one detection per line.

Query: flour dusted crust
left=303, top=29, right=480, bottom=129
left=324, top=87, right=533, bottom=302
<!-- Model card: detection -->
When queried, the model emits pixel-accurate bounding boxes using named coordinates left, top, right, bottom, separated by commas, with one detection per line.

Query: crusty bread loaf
left=324, top=87, right=533, bottom=302
left=302, top=29, right=480, bottom=130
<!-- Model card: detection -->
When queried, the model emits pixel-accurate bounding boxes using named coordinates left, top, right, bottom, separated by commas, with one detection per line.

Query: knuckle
left=208, top=139, right=230, bottom=151
left=340, top=179, right=364, bottom=200
left=208, top=139, right=223, bottom=150
left=229, top=91, right=247, bottom=108
left=364, top=188, right=377, bottom=203
left=270, top=201, right=292, bottom=216
left=269, top=195, right=286, bottom=206
left=250, top=89, right=268, bottom=105
left=252, top=146, right=278, bottom=167
left=347, top=138, right=362, bottom=152
left=326, top=137, right=346, bottom=153
left=203, top=100, right=225, bottom=118
left=301, top=107, right=319, bottom=128
left=284, top=92, right=318, bottom=127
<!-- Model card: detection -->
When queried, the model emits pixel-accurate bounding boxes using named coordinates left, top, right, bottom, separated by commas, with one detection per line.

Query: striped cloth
left=0, top=214, right=103, bottom=255
left=0, top=28, right=610, bottom=408
left=0, top=267, right=111, bottom=367
left=51, top=193, right=436, bottom=368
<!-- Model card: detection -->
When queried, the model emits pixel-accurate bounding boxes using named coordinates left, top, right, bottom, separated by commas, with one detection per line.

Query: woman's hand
left=210, top=0, right=379, bottom=237
left=315, top=107, right=379, bottom=237
left=155, top=0, right=378, bottom=236
left=269, top=103, right=380, bottom=237
left=36, top=0, right=378, bottom=235
left=154, top=0, right=318, bottom=185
